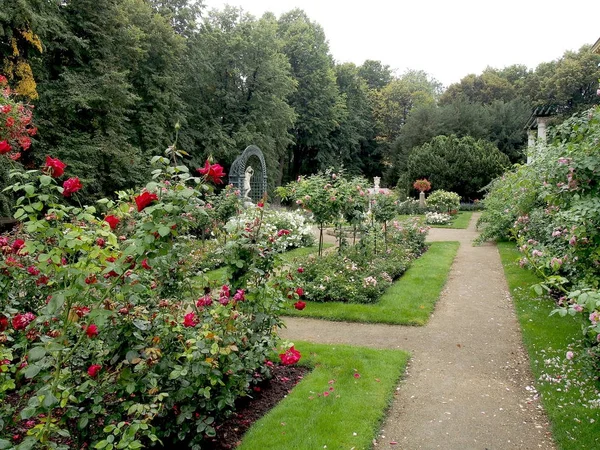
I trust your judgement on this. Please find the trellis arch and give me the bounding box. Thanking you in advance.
[228,145,267,203]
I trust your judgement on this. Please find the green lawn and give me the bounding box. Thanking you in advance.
[498,242,600,450]
[238,341,409,450]
[284,241,459,325]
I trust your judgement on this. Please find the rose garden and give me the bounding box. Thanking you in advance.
[1,13,600,449]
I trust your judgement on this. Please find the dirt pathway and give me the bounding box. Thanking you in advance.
[280,214,555,449]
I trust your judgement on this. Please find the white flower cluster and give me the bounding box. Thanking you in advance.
[226,207,315,252]
[425,211,452,225]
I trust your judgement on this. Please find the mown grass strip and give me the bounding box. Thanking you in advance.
[238,341,409,450]
[498,242,600,450]
[284,241,459,325]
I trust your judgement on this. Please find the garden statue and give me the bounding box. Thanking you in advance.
[244,165,254,199]
[374,177,381,191]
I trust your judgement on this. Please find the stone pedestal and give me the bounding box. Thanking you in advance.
[419,191,425,208]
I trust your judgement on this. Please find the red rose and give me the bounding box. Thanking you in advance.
[0,75,7,85]
[18,136,31,150]
[87,364,101,378]
[141,259,152,270]
[12,312,36,331]
[293,301,306,310]
[12,239,25,253]
[27,266,40,276]
[85,274,97,285]
[5,117,14,128]
[62,177,83,197]
[279,346,301,366]
[104,215,120,230]
[85,324,98,338]
[44,156,67,178]
[0,315,8,331]
[257,201,264,208]
[295,287,304,297]
[183,312,198,328]
[233,289,245,302]
[0,140,10,154]
[297,267,304,273]
[134,191,158,212]
[197,160,226,184]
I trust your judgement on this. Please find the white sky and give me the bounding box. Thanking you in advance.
[203,0,598,88]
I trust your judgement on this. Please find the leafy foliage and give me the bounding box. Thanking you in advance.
[406,135,510,200]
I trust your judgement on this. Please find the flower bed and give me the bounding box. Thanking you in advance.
[0,156,298,448]
[291,219,428,304]
[425,211,452,225]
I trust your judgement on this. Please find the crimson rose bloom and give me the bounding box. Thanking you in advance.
[0,315,8,331]
[12,312,36,331]
[134,191,158,212]
[12,239,25,253]
[183,312,198,328]
[62,177,83,197]
[141,259,152,270]
[293,301,306,311]
[87,364,102,378]
[279,346,301,366]
[197,160,226,184]
[85,324,99,338]
[0,140,10,155]
[44,156,66,178]
[104,215,120,230]
[295,287,304,297]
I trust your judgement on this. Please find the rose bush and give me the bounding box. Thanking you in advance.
[477,106,600,371]
[0,155,292,449]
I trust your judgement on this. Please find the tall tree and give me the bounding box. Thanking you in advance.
[277,9,344,180]
[180,7,297,188]
[357,59,393,90]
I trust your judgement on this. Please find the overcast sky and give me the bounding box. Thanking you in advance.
[203,0,598,87]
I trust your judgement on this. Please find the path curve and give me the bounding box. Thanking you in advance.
[280,214,555,449]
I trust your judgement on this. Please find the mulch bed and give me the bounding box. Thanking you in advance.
[205,364,309,449]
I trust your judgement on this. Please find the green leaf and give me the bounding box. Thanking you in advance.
[0,439,12,449]
[14,208,25,219]
[28,347,46,361]
[39,175,52,186]
[23,184,35,195]
[42,392,58,408]
[45,293,66,315]
[79,416,89,429]
[23,364,41,379]
[95,440,108,449]
[158,226,171,237]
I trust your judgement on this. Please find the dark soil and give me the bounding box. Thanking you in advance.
[205,364,310,449]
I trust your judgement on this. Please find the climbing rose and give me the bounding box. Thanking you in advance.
[85,324,98,338]
[134,192,158,212]
[293,301,306,311]
[87,364,102,378]
[279,346,301,366]
[183,312,198,328]
[197,160,226,184]
[44,156,66,178]
[12,312,36,330]
[104,215,120,230]
[0,140,10,154]
[62,177,83,197]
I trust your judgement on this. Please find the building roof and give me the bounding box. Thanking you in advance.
[592,37,600,54]
[524,105,558,130]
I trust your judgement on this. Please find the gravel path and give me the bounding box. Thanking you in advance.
[280,214,555,449]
